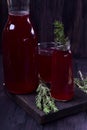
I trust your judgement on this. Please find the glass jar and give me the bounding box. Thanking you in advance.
[51,42,74,101]
[2,0,38,94]
[38,42,54,83]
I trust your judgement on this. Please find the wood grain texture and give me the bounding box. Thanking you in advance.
[0,56,87,129]
[0,0,87,57]
[30,0,87,58]
[7,87,87,124]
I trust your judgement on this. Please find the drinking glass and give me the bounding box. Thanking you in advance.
[51,42,74,101]
[38,42,54,83]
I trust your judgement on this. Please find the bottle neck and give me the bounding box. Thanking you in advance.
[7,0,30,15]
[9,11,29,16]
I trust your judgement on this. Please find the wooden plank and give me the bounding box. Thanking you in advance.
[7,87,87,124]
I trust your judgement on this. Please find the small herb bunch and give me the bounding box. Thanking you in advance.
[54,20,69,46]
[35,82,58,114]
[74,70,87,93]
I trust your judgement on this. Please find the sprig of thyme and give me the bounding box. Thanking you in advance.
[35,82,58,114]
[74,78,87,93]
[54,20,69,45]
[74,71,87,93]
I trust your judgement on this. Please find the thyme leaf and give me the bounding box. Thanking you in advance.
[74,71,87,93]
[54,20,69,48]
[35,82,59,114]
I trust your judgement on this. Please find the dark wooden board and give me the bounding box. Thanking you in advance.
[7,87,87,124]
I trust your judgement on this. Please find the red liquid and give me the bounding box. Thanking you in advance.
[38,52,52,83]
[51,50,74,101]
[2,11,38,94]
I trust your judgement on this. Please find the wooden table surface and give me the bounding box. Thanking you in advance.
[0,55,87,130]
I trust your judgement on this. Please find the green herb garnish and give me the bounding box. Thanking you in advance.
[35,82,58,114]
[54,20,69,46]
[74,71,87,93]
[74,78,87,93]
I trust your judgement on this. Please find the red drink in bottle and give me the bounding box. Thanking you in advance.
[2,11,38,94]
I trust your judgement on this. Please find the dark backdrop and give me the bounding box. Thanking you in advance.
[0,0,8,53]
[0,0,87,58]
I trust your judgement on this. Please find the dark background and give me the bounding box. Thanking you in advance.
[0,0,87,58]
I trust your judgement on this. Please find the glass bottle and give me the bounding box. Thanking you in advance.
[2,0,38,94]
